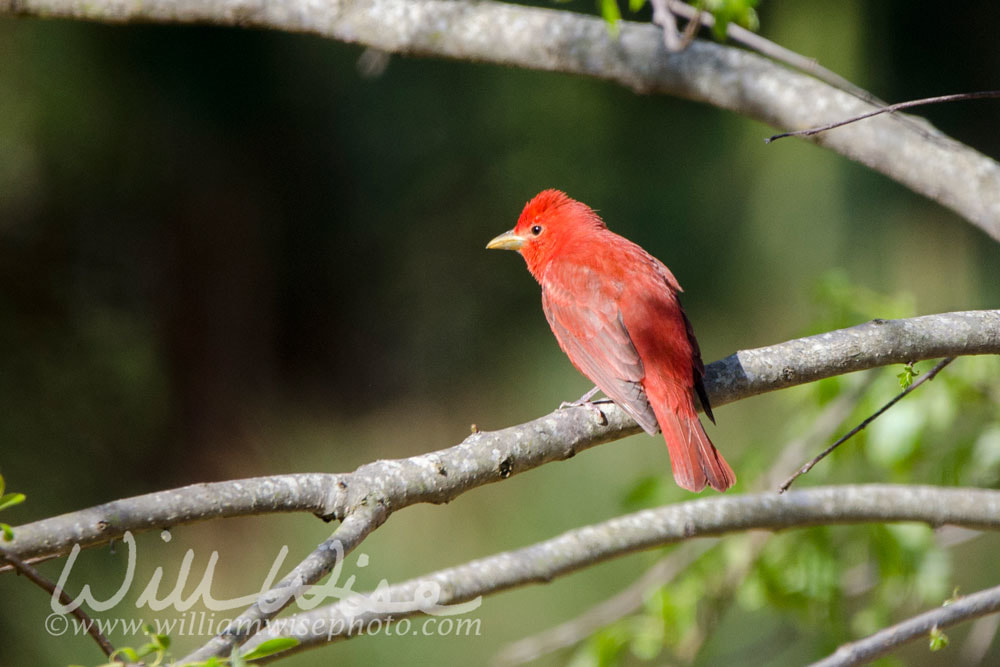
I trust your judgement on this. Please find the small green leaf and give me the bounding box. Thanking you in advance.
[897,363,919,389]
[627,0,646,12]
[0,492,25,513]
[599,0,622,37]
[0,472,5,497]
[1,523,13,541]
[928,626,949,651]
[136,643,156,657]
[191,658,224,667]
[111,647,141,662]
[242,637,301,661]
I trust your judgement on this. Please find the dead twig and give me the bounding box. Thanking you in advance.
[767,91,1000,143]
[0,545,120,660]
[779,357,955,493]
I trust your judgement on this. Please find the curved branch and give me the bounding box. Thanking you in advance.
[239,484,1000,661]
[3,0,999,238]
[2,473,339,566]
[811,582,1000,667]
[182,507,385,663]
[4,310,999,569]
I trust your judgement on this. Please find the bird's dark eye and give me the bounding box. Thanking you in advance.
[531,225,543,236]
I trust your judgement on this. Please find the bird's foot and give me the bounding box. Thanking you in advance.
[559,387,609,426]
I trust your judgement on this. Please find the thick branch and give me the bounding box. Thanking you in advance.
[3,0,999,238]
[1,473,339,566]
[4,310,999,569]
[705,310,1000,406]
[240,484,1000,660]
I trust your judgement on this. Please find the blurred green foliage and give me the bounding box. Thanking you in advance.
[1,0,999,665]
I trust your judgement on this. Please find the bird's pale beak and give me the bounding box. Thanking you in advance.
[486,230,525,251]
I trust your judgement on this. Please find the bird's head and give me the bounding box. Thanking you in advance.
[486,189,605,276]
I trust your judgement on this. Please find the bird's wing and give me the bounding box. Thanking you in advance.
[541,267,660,435]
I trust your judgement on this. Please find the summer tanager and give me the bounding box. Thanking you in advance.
[487,190,735,492]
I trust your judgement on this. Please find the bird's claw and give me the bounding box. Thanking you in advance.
[559,398,609,426]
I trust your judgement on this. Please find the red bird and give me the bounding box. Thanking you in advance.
[487,190,734,492]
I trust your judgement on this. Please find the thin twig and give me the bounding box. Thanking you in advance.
[675,3,701,51]
[179,507,384,663]
[649,0,682,51]
[0,545,120,660]
[779,357,956,493]
[767,91,1000,143]
[810,582,1000,667]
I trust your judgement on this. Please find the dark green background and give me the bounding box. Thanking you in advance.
[1,0,998,664]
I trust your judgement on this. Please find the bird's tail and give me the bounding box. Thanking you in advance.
[658,410,735,492]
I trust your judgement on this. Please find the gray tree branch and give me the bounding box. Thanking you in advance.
[810,582,1000,667]
[239,484,1000,662]
[181,507,385,663]
[4,310,999,571]
[3,0,1000,239]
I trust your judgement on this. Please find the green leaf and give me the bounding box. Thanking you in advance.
[897,363,919,389]
[0,472,5,497]
[0,492,26,513]
[189,658,224,667]
[599,0,622,37]
[136,642,159,658]
[627,0,646,12]
[111,647,141,662]
[0,523,13,541]
[628,614,664,660]
[928,626,949,651]
[241,637,300,661]
[703,0,760,40]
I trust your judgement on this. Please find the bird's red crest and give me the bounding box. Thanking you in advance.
[515,189,573,230]
[514,189,605,236]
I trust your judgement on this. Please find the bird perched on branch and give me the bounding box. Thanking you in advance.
[487,190,734,492]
